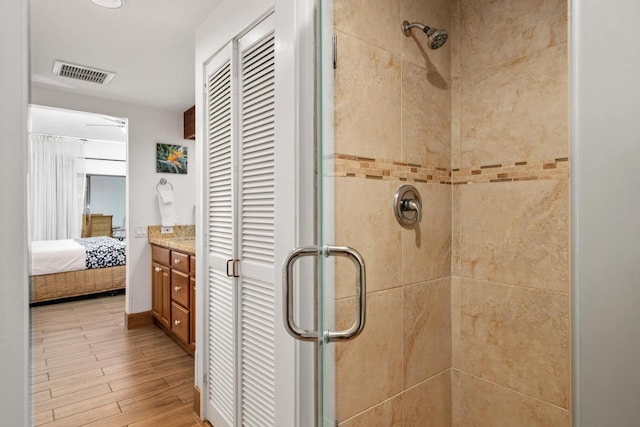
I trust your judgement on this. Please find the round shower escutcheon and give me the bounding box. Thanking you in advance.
[393,184,423,227]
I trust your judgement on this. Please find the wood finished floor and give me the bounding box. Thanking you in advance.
[31,295,207,427]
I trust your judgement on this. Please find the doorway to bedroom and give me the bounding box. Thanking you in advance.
[26,0,220,423]
[28,105,128,304]
[27,104,204,425]
[27,105,130,424]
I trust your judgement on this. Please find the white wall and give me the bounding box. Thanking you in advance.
[32,85,196,314]
[572,0,640,425]
[0,0,29,424]
[89,175,126,230]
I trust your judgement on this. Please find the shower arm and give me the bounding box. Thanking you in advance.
[402,21,429,36]
[401,20,448,50]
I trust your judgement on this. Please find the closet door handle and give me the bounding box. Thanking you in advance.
[232,259,240,278]
[226,259,233,277]
[226,259,240,277]
[282,246,320,342]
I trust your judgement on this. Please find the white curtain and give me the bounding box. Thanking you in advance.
[29,134,86,240]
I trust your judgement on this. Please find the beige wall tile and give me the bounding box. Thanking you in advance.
[450,0,462,78]
[451,369,461,427]
[335,178,402,298]
[403,370,452,427]
[401,0,452,77]
[335,0,402,56]
[460,372,570,426]
[450,77,461,170]
[332,0,570,423]
[402,182,451,285]
[450,276,461,369]
[460,43,568,168]
[460,0,567,72]
[339,395,403,427]
[401,59,451,168]
[336,289,403,421]
[459,279,570,408]
[451,185,461,276]
[403,278,451,387]
[459,179,569,292]
[335,32,402,161]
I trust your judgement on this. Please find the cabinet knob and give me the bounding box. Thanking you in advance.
[174,259,181,264]
[154,267,161,272]
[174,286,182,291]
[174,320,181,326]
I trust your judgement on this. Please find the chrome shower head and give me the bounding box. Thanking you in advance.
[424,26,448,49]
[402,20,449,49]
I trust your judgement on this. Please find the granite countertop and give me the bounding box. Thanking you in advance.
[147,225,196,255]
[148,237,195,255]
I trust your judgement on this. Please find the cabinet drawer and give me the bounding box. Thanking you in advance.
[171,302,189,344]
[189,256,196,277]
[152,245,170,266]
[171,251,189,274]
[171,270,189,309]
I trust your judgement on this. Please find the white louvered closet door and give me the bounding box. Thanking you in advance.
[205,14,289,427]
[205,42,236,427]
[237,19,277,427]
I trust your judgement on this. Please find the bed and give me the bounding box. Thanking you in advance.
[30,236,126,303]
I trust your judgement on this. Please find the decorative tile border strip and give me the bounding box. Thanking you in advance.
[452,157,569,184]
[332,154,569,184]
[333,154,452,184]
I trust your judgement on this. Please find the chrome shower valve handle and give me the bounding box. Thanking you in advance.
[401,199,422,221]
[393,184,423,227]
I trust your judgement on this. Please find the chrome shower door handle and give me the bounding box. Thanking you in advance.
[283,246,322,342]
[324,245,366,343]
[282,245,367,343]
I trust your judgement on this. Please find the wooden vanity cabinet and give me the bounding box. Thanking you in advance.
[171,302,190,344]
[151,243,196,354]
[151,246,171,329]
[151,262,171,328]
[172,251,189,273]
[171,270,190,308]
[189,256,196,350]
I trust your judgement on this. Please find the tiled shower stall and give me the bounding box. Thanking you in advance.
[332,0,570,425]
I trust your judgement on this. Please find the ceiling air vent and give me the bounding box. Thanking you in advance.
[52,61,115,85]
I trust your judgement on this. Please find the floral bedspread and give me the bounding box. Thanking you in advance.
[76,236,126,269]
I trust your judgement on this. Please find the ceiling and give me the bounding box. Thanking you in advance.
[30,0,222,112]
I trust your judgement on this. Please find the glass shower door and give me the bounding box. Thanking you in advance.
[282,1,368,426]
